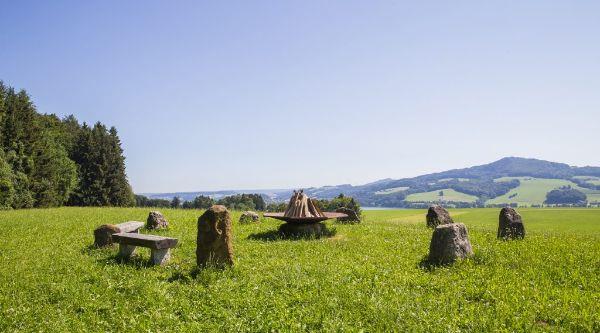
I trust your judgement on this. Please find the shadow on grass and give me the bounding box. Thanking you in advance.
[418,252,482,271]
[248,226,337,241]
[168,266,237,286]
[95,253,155,269]
[418,255,442,271]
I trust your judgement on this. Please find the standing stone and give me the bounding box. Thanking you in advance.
[196,205,233,267]
[428,223,473,265]
[335,207,361,223]
[239,211,260,224]
[498,207,525,240]
[426,205,454,228]
[146,211,168,230]
[93,224,121,247]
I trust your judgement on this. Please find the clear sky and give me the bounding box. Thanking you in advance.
[1,1,599,193]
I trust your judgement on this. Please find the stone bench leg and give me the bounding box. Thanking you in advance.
[151,248,171,265]
[118,244,136,258]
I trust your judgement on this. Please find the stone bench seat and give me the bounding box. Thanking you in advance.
[93,221,145,247]
[112,232,178,265]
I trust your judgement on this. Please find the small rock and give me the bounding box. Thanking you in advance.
[428,223,473,264]
[93,224,121,247]
[196,205,234,267]
[335,207,360,223]
[146,211,168,230]
[498,207,525,240]
[239,211,260,224]
[426,205,454,228]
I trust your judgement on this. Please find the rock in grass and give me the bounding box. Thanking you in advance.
[498,207,525,240]
[146,211,168,230]
[239,211,260,224]
[93,224,121,247]
[426,205,454,228]
[335,207,360,223]
[428,223,473,264]
[197,205,234,267]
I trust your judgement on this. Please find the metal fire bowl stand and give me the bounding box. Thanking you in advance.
[263,212,348,224]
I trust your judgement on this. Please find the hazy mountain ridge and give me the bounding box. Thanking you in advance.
[144,157,600,207]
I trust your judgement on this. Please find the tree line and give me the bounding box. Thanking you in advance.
[136,193,266,211]
[135,193,363,217]
[0,82,134,209]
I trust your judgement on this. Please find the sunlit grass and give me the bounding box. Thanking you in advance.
[0,207,598,331]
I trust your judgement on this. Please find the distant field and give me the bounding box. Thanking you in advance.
[374,186,409,195]
[489,177,600,206]
[573,176,600,186]
[405,188,478,203]
[1,207,598,331]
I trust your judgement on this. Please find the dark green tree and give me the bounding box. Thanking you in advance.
[0,152,14,209]
[170,196,181,208]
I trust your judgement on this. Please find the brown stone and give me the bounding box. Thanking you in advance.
[196,205,233,267]
[426,205,454,228]
[428,223,473,264]
[335,207,360,223]
[498,207,525,240]
[146,211,168,230]
[93,221,144,247]
[239,211,260,224]
[93,224,121,247]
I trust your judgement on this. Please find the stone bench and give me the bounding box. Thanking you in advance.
[94,221,145,247]
[112,232,178,265]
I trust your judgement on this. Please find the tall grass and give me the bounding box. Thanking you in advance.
[0,207,598,331]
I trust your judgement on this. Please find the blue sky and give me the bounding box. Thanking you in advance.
[1,1,599,193]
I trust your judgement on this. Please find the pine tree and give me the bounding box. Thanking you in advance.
[105,127,134,206]
[30,133,77,207]
[0,82,135,209]
[0,151,14,209]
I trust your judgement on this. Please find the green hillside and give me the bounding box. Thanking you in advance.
[374,187,409,195]
[487,177,600,206]
[405,188,478,203]
[574,176,600,186]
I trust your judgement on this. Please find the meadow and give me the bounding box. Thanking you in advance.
[0,207,599,332]
[487,177,600,206]
[405,189,478,203]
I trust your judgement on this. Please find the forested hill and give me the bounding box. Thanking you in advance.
[146,157,600,208]
[0,81,134,209]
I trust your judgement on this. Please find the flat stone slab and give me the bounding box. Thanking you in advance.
[112,232,178,250]
[93,221,145,247]
[115,221,144,233]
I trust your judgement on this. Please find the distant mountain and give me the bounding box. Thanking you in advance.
[143,157,600,207]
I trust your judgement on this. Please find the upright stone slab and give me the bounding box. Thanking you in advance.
[335,207,360,223]
[146,211,168,230]
[426,205,454,228]
[428,223,473,265]
[239,211,260,224]
[93,224,121,247]
[498,207,525,240]
[196,205,233,267]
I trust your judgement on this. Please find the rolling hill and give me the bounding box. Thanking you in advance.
[144,157,600,207]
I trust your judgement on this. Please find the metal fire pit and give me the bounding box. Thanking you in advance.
[263,212,347,224]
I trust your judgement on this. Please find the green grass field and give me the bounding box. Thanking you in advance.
[1,208,599,331]
[405,188,478,203]
[488,177,600,206]
[374,186,409,195]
